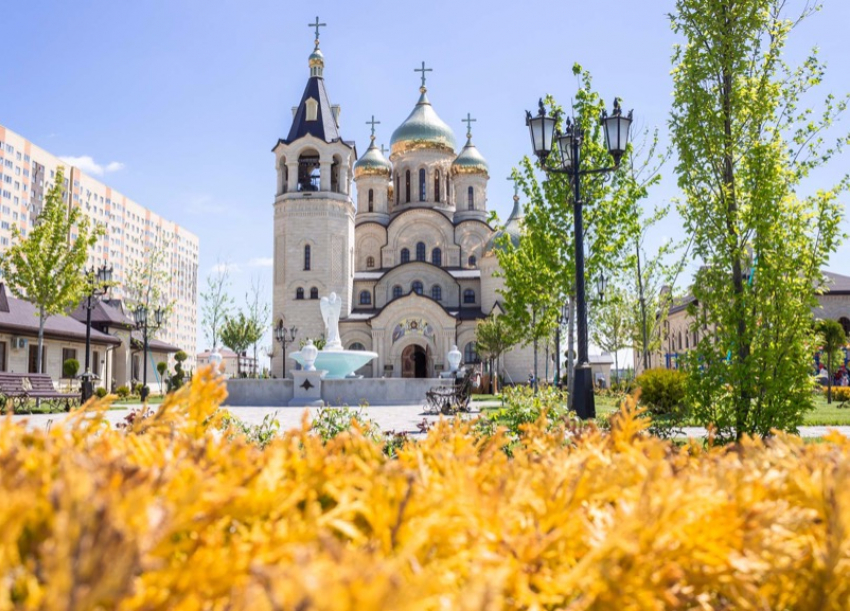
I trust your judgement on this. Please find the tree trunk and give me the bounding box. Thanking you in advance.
[827,354,833,404]
[37,307,46,374]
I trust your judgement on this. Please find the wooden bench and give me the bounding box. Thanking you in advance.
[0,372,81,414]
[424,368,476,415]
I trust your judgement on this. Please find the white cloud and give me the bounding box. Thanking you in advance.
[59,155,125,176]
[248,257,273,267]
[211,262,241,275]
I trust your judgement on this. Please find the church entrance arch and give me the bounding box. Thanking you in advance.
[402,344,430,378]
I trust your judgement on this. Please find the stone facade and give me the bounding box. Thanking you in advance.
[271,38,533,382]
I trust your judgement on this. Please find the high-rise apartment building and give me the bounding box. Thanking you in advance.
[0,123,199,356]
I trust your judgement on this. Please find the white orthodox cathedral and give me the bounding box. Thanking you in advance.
[272,28,533,380]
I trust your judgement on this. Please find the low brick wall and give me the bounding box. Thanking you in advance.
[224,377,446,407]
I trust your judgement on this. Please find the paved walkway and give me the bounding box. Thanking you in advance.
[7,402,850,439]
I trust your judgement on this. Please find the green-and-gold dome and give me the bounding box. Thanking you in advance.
[452,137,489,176]
[354,138,392,179]
[390,89,457,156]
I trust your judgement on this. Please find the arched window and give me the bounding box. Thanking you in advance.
[419,168,426,201]
[297,151,321,192]
[368,188,374,212]
[303,244,311,270]
[431,285,442,301]
[468,255,477,268]
[392,285,403,300]
[416,241,426,261]
[685,332,690,349]
[296,287,304,300]
[310,287,319,300]
[359,291,371,305]
[349,342,366,351]
[434,171,440,203]
[366,256,375,268]
[401,248,410,264]
[464,342,480,364]
[678,331,683,351]
[412,281,424,295]
[395,174,399,204]
[467,186,474,210]
[463,288,475,304]
[405,170,411,203]
[431,247,442,266]
[840,317,850,337]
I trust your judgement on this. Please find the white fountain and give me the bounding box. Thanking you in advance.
[288,292,378,379]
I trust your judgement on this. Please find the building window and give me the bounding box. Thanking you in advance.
[431,285,442,301]
[368,188,374,212]
[310,287,319,300]
[296,287,304,300]
[395,174,399,204]
[431,247,442,267]
[401,248,410,264]
[467,186,474,210]
[463,288,475,304]
[419,168,426,201]
[468,255,477,268]
[0,341,6,372]
[416,241,426,261]
[464,342,480,364]
[366,256,375,268]
[349,342,366,351]
[359,290,372,305]
[434,171,440,203]
[412,281,424,295]
[392,285,403,300]
[304,244,311,270]
[405,170,411,203]
[840,317,850,337]
[305,98,319,121]
[28,344,46,374]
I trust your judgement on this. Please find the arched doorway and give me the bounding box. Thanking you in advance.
[402,344,429,378]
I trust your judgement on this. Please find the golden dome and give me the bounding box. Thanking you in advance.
[390,89,457,156]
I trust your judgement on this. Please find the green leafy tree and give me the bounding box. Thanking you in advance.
[123,239,175,340]
[0,167,102,373]
[201,262,235,351]
[220,311,263,377]
[671,0,848,441]
[475,314,519,394]
[156,361,168,395]
[499,65,663,403]
[590,282,633,386]
[817,319,848,404]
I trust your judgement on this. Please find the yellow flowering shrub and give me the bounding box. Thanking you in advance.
[3,367,850,610]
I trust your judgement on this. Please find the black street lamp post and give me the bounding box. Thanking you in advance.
[81,264,113,403]
[526,98,632,419]
[133,304,164,402]
[275,320,298,378]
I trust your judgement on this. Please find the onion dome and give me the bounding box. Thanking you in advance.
[354,137,392,179]
[308,47,324,74]
[484,187,524,257]
[451,118,488,176]
[390,87,457,156]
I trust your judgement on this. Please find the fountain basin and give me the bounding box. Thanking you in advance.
[289,349,378,379]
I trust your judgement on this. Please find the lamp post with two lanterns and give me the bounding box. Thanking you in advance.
[133,304,165,402]
[525,98,632,418]
[274,320,298,378]
[80,264,113,403]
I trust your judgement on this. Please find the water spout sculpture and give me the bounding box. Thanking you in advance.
[289,292,378,379]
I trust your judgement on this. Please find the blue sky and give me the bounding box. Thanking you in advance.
[2,0,849,355]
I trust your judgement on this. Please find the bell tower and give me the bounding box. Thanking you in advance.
[272,19,356,376]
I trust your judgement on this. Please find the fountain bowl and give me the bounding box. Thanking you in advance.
[289,349,378,379]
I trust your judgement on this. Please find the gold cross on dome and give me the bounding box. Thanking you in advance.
[308,16,326,43]
[462,112,477,137]
[414,61,432,88]
[366,115,381,138]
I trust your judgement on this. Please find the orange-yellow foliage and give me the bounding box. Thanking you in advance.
[3,368,850,610]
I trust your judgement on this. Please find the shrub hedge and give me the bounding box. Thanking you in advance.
[3,368,850,609]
